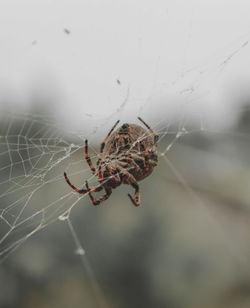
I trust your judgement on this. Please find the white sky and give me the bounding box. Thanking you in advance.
[0,0,250,133]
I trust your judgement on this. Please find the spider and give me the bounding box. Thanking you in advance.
[64,117,159,206]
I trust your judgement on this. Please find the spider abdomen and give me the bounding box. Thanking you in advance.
[102,124,154,155]
[101,123,158,182]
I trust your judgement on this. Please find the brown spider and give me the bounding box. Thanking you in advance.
[64,117,159,206]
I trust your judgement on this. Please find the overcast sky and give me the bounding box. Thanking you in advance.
[0,0,250,134]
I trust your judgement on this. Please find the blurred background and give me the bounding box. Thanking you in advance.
[1,0,250,307]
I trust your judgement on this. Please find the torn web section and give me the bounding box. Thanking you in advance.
[0,111,91,262]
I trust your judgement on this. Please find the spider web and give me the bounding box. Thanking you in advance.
[1,31,250,308]
[0,110,172,261]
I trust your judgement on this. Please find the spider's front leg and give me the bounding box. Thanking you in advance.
[121,171,140,206]
[130,152,157,171]
[143,151,158,171]
[85,181,112,206]
[64,172,88,194]
[128,180,140,207]
[138,117,159,144]
[85,139,96,174]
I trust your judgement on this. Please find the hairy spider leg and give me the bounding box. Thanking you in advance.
[85,181,112,205]
[64,172,88,194]
[117,157,141,173]
[84,139,96,174]
[95,160,111,184]
[128,178,140,207]
[137,117,159,144]
[100,120,120,153]
[129,153,157,171]
[122,172,140,206]
[144,151,149,171]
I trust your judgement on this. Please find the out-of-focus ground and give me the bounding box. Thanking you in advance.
[1,104,250,308]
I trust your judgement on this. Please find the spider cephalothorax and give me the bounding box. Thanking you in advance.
[64,117,158,206]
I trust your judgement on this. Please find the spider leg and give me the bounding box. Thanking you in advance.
[64,172,88,194]
[129,153,157,170]
[85,181,112,206]
[84,139,96,174]
[128,179,140,207]
[138,117,159,144]
[118,157,141,173]
[100,120,120,153]
[121,171,140,206]
[129,153,146,168]
[142,151,149,171]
